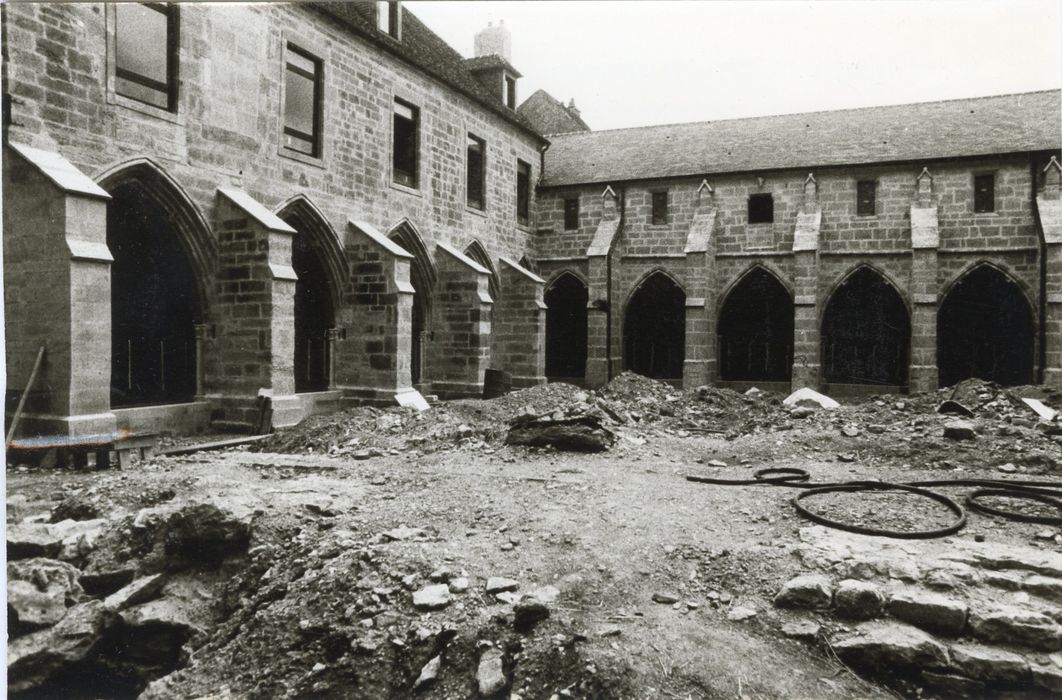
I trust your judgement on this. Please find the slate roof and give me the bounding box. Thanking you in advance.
[517,89,591,136]
[541,90,1062,187]
[311,3,544,142]
[461,55,522,78]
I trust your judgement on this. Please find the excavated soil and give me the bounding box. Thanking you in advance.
[7,374,1062,699]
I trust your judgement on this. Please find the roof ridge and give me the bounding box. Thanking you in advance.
[548,88,1061,139]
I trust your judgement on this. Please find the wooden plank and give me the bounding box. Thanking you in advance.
[159,435,269,456]
[7,346,45,444]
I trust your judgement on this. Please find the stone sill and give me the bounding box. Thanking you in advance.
[391,181,423,198]
[278,147,326,170]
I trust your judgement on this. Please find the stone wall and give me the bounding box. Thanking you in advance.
[535,152,1057,392]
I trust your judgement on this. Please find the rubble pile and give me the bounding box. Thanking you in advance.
[7,497,251,697]
[138,524,632,700]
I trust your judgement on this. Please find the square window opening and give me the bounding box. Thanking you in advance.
[857,180,877,216]
[651,191,668,225]
[377,2,400,38]
[393,99,419,188]
[563,198,580,230]
[516,160,531,224]
[115,3,178,111]
[974,174,995,213]
[748,193,774,224]
[467,134,486,210]
[283,44,322,157]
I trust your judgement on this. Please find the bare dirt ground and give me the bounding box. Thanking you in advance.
[8,375,1062,699]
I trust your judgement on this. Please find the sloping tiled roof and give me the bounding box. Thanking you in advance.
[461,55,522,78]
[541,90,1062,187]
[312,3,544,142]
[517,89,591,136]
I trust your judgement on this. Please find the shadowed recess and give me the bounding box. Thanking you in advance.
[624,272,685,380]
[108,183,201,407]
[938,265,1034,387]
[821,267,909,386]
[718,268,794,382]
[545,273,588,381]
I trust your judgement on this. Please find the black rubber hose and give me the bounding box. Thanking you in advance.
[793,481,967,539]
[966,487,1062,525]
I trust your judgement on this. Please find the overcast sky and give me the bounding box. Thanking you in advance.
[409,0,1062,131]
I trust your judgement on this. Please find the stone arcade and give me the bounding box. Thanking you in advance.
[3,2,1061,440]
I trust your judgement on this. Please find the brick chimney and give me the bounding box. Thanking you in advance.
[474,20,511,61]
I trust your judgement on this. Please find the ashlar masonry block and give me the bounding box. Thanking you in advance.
[429,242,493,398]
[344,219,415,403]
[493,257,546,388]
[209,187,300,427]
[3,143,116,438]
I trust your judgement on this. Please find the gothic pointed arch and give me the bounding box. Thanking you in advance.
[388,218,435,385]
[274,194,348,310]
[718,265,793,382]
[938,262,1035,387]
[97,158,209,407]
[623,270,686,380]
[96,158,215,305]
[463,239,500,302]
[544,271,588,381]
[275,195,346,392]
[821,265,910,387]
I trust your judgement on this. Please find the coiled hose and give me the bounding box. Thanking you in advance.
[685,467,1062,539]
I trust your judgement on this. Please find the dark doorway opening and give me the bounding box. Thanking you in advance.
[821,267,910,386]
[545,273,588,381]
[719,268,793,382]
[108,184,200,407]
[938,265,1034,387]
[283,214,334,393]
[624,272,685,380]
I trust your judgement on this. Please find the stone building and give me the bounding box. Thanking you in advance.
[3,3,1061,443]
[3,2,548,438]
[534,91,1062,396]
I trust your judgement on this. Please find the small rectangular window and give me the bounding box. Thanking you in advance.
[748,193,774,224]
[516,160,531,224]
[115,3,177,111]
[857,180,876,216]
[393,98,419,188]
[377,1,400,38]
[651,191,668,225]
[563,198,579,230]
[467,134,485,210]
[283,45,322,157]
[974,174,995,213]
[505,75,516,110]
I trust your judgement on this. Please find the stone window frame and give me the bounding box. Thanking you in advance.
[504,73,517,110]
[650,189,669,226]
[563,196,580,231]
[390,94,423,195]
[747,192,775,225]
[516,159,532,227]
[104,3,185,125]
[856,179,878,217]
[376,1,402,40]
[973,171,997,214]
[465,131,487,214]
[277,31,329,169]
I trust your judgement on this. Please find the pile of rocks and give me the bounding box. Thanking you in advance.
[7,499,251,695]
[772,526,1062,696]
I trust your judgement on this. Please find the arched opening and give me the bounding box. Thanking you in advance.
[277,202,338,393]
[389,221,435,386]
[464,240,500,303]
[624,272,685,380]
[718,268,793,382]
[938,265,1034,387]
[545,273,588,381]
[821,267,910,386]
[107,183,202,407]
